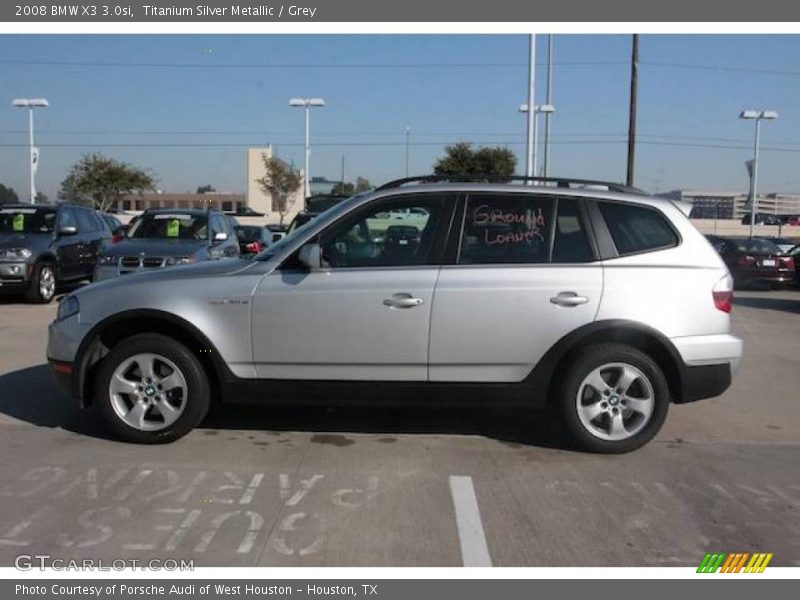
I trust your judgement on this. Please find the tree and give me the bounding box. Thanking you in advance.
[0,183,19,205]
[59,153,155,212]
[34,192,49,204]
[433,142,517,179]
[256,155,302,226]
[331,176,372,196]
[196,184,216,194]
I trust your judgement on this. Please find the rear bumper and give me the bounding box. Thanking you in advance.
[671,334,742,403]
[676,363,732,403]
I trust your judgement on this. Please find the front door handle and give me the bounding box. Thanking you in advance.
[550,291,589,307]
[383,293,424,309]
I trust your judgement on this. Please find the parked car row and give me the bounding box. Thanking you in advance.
[705,234,797,288]
[0,204,252,302]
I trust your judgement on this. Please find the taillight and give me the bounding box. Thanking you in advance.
[737,255,756,267]
[712,274,734,313]
[780,256,795,270]
[245,242,261,253]
[112,234,123,244]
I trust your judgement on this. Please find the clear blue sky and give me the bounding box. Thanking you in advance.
[2,34,800,199]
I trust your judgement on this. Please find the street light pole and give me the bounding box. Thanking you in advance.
[519,103,555,182]
[289,97,325,199]
[543,34,554,178]
[12,97,49,204]
[740,109,777,238]
[525,34,536,179]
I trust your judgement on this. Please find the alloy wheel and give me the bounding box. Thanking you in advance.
[108,353,188,432]
[575,362,655,441]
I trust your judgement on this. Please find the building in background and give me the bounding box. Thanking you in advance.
[657,189,745,219]
[659,189,800,219]
[116,192,245,213]
[246,146,305,224]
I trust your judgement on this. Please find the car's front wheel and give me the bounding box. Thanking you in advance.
[95,333,210,443]
[557,343,670,454]
[24,261,56,303]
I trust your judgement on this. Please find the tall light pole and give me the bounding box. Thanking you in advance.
[626,34,639,188]
[740,110,778,238]
[12,97,49,204]
[519,103,555,182]
[289,97,325,198]
[524,34,536,178]
[543,34,554,178]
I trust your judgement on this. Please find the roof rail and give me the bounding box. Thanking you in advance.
[375,175,647,195]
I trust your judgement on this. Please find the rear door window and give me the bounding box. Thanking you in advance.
[598,201,678,255]
[552,197,593,263]
[459,194,554,264]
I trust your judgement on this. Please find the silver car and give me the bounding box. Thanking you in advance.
[48,176,743,452]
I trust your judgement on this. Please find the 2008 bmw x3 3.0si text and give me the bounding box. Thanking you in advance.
[47,176,743,453]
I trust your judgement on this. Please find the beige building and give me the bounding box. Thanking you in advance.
[115,146,306,225]
[246,146,305,225]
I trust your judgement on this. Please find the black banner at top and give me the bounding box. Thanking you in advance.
[3,0,800,22]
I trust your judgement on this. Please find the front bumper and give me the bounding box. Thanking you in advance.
[0,261,33,292]
[48,358,74,396]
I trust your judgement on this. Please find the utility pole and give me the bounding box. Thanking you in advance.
[405,126,411,177]
[525,34,536,179]
[543,34,554,178]
[626,34,639,188]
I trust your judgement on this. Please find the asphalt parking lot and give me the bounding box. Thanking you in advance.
[0,290,798,567]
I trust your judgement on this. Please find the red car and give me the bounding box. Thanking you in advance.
[716,237,795,289]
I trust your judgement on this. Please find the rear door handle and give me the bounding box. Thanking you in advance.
[550,291,589,307]
[383,293,424,309]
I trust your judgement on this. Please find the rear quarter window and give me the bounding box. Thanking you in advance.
[598,201,678,256]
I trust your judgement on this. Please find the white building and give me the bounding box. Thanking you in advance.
[246,146,305,225]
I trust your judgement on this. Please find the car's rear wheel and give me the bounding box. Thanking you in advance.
[24,261,56,303]
[95,333,210,443]
[557,343,669,454]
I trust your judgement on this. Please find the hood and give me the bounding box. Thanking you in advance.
[101,238,208,258]
[79,257,259,295]
[0,231,51,253]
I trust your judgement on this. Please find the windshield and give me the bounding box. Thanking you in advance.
[0,207,56,234]
[236,226,263,243]
[257,194,364,261]
[128,213,208,240]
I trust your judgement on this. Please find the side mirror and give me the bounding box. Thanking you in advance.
[213,232,228,243]
[298,243,322,270]
[59,225,78,237]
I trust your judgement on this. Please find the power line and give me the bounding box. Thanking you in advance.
[2,139,799,152]
[0,58,626,69]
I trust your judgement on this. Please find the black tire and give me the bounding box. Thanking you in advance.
[95,333,210,444]
[24,261,57,304]
[556,343,670,454]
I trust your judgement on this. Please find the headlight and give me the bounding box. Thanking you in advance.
[56,295,79,321]
[97,255,119,266]
[0,247,33,260]
[165,256,194,266]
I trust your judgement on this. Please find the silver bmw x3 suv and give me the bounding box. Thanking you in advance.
[48,176,742,453]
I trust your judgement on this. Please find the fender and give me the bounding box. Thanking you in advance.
[524,319,686,403]
[72,308,234,406]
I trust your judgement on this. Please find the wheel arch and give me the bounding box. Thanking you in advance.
[527,319,685,405]
[74,309,229,408]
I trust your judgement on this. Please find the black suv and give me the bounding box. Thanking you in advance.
[0,203,111,303]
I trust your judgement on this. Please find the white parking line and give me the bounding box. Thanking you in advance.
[449,475,492,567]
